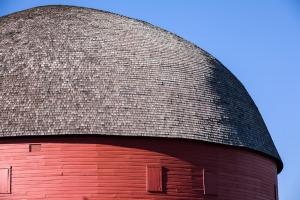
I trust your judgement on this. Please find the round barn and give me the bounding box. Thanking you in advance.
[0,5,282,200]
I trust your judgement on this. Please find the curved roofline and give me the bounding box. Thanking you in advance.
[0,4,217,59]
[0,5,283,173]
[0,131,283,173]
[0,133,283,173]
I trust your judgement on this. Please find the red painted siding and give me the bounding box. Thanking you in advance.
[0,136,278,200]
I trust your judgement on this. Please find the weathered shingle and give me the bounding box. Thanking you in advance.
[0,5,282,171]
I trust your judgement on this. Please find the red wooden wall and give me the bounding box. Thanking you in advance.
[0,136,278,200]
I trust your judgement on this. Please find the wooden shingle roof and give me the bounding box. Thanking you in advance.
[0,5,282,172]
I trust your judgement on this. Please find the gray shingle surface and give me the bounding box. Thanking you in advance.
[0,5,282,171]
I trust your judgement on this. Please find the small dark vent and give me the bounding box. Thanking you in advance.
[29,144,41,152]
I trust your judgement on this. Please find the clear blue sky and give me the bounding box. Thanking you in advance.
[0,0,299,199]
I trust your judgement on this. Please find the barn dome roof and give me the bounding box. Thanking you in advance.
[0,5,282,171]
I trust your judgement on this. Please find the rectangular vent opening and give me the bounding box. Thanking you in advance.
[203,169,217,196]
[0,167,11,194]
[147,165,163,192]
[29,144,41,152]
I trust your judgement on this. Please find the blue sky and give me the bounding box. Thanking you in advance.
[0,0,299,199]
